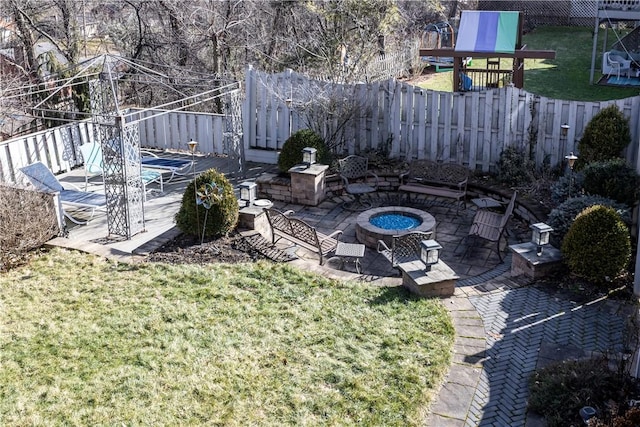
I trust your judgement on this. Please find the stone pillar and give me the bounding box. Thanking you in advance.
[509,242,562,279]
[397,260,459,298]
[288,164,329,206]
[237,200,273,239]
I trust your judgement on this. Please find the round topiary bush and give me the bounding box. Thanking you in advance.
[582,158,640,206]
[175,168,239,238]
[561,205,631,283]
[577,104,630,168]
[277,129,330,174]
[547,195,631,244]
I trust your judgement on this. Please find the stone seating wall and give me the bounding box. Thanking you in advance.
[256,171,549,225]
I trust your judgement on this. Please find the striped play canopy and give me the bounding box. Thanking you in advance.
[455,11,519,54]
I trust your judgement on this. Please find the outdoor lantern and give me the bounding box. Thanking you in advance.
[239,181,257,207]
[302,147,317,168]
[285,98,293,108]
[420,239,442,272]
[530,222,553,256]
[561,123,570,137]
[187,139,198,154]
[565,151,578,170]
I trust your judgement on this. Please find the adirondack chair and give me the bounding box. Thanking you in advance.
[467,191,517,262]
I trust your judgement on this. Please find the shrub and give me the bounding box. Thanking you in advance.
[592,407,640,426]
[550,171,584,206]
[547,195,631,244]
[496,145,535,186]
[582,158,640,207]
[0,185,60,271]
[561,205,630,283]
[577,104,630,168]
[175,168,238,238]
[529,358,634,427]
[277,129,330,174]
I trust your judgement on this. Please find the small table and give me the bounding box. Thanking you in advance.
[471,197,502,210]
[334,242,366,274]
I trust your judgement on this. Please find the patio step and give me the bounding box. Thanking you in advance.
[240,231,298,263]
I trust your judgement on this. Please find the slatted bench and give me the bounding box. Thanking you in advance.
[398,160,469,213]
[264,208,343,265]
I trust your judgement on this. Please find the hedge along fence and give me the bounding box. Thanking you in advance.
[243,68,640,174]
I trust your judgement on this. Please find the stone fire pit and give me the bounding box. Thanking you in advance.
[355,206,436,249]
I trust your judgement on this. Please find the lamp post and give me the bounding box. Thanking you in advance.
[239,181,257,207]
[565,151,578,198]
[302,147,317,169]
[285,96,293,139]
[530,222,553,256]
[420,239,442,272]
[188,139,200,240]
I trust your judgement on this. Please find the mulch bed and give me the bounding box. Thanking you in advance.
[146,231,297,265]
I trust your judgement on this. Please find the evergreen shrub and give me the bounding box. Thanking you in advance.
[582,158,640,206]
[561,205,630,283]
[277,129,330,174]
[547,195,630,243]
[529,358,634,427]
[175,168,238,238]
[550,172,584,205]
[496,146,535,186]
[577,104,630,167]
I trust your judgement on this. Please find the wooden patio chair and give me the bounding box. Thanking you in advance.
[466,191,517,262]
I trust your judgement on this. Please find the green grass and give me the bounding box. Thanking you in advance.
[418,26,640,101]
[0,248,454,426]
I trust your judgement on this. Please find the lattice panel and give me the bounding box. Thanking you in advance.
[90,78,145,239]
[122,124,145,237]
[89,78,118,125]
[477,1,596,29]
[223,89,245,177]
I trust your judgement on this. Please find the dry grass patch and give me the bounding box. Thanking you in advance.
[0,249,454,426]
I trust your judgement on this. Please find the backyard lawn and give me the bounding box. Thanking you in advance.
[0,248,454,426]
[417,26,640,101]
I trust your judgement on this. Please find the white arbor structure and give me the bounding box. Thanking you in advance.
[3,54,242,238]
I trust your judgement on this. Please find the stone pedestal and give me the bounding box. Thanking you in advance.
[237,200,273,238]
[509,242,562,279]
[397,260,459,298]
[288,164,329,206]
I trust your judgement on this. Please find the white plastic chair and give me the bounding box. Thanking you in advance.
[79,142,163,200]
[604,52,631,79]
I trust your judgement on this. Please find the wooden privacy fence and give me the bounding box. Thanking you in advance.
[243,68,640,172]
[2,69,640,185]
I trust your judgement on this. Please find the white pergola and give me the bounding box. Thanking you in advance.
[3,54,243,238]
